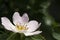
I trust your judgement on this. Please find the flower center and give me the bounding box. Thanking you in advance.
[16,24,28,31]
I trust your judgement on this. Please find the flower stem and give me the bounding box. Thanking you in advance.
[20,33,25,40]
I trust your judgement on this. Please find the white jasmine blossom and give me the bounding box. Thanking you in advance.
[1,12,42,36]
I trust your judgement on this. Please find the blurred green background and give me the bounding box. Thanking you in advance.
[0,0,60,40]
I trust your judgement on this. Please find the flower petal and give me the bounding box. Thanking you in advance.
[22,13,29,23]
[26,20,40,32]
[24,31,42,36]
[1,17,17,32]
[13,12,23,25]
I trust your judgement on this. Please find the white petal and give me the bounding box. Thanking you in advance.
[24,31,42,36]
[13,12,23,25]
[22,13,29,23]
[26,20,40,32]
[1,17,17,32]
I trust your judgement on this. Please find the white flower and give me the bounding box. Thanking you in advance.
[1,12,42,36]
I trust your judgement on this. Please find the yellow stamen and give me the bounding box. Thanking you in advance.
[16,24,28,30]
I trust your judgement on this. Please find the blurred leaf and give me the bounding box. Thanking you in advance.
[40,1,50,9]
[31,35,46,40]
[7,33,26,40]
[25,35,46,40]
[43,17,52,26]
[7,33,20,40]
[25,37,32,40]
[40,1,51,16]
[0,33,9,40]
[54,27,60,33]
[0,25,8,40]
[53,32,60,40]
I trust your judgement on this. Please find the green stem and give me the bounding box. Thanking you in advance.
[20,33,25,40]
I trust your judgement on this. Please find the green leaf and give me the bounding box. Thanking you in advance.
[25,37,32,40]
[31,35,46,40]
[25,35,46,40]
[7,33,20,40]
[0,33,9,40]
[7,33,25,40]
[0,25,9,40]
[54,27,60,33]
[53,32,60,40]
